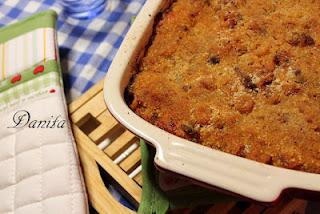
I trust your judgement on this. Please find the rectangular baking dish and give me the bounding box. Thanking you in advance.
[104,0,320,202]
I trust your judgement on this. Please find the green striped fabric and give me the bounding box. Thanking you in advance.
[0,60,61,93]
[0,10,57,44]
[0,72,60,106]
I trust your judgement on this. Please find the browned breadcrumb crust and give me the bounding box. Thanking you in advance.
[129,0,320,173]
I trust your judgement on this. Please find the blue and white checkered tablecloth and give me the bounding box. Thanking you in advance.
[0,0,145,101]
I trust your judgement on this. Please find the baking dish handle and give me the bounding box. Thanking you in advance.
[153,139,320,202]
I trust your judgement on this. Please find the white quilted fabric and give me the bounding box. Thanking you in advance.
[0,87,88,214]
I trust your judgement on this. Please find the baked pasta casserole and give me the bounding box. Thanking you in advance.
[128,0,320,173]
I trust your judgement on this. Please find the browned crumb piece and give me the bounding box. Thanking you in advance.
[129,0,320,173]
[288,33,316,47]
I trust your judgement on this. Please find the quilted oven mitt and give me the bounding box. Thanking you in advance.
[0,11,88,214]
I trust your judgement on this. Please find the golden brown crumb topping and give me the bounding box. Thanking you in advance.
[129,0,320,173]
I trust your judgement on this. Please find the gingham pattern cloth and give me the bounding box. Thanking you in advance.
[0,72,60,106]
[0,0,145,101]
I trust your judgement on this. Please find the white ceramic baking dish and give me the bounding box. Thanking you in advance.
[104,0,320,202]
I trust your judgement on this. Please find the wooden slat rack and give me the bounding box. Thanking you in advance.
[69,79,313,214]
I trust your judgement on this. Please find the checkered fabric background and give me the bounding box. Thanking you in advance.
[0,0,146,101]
